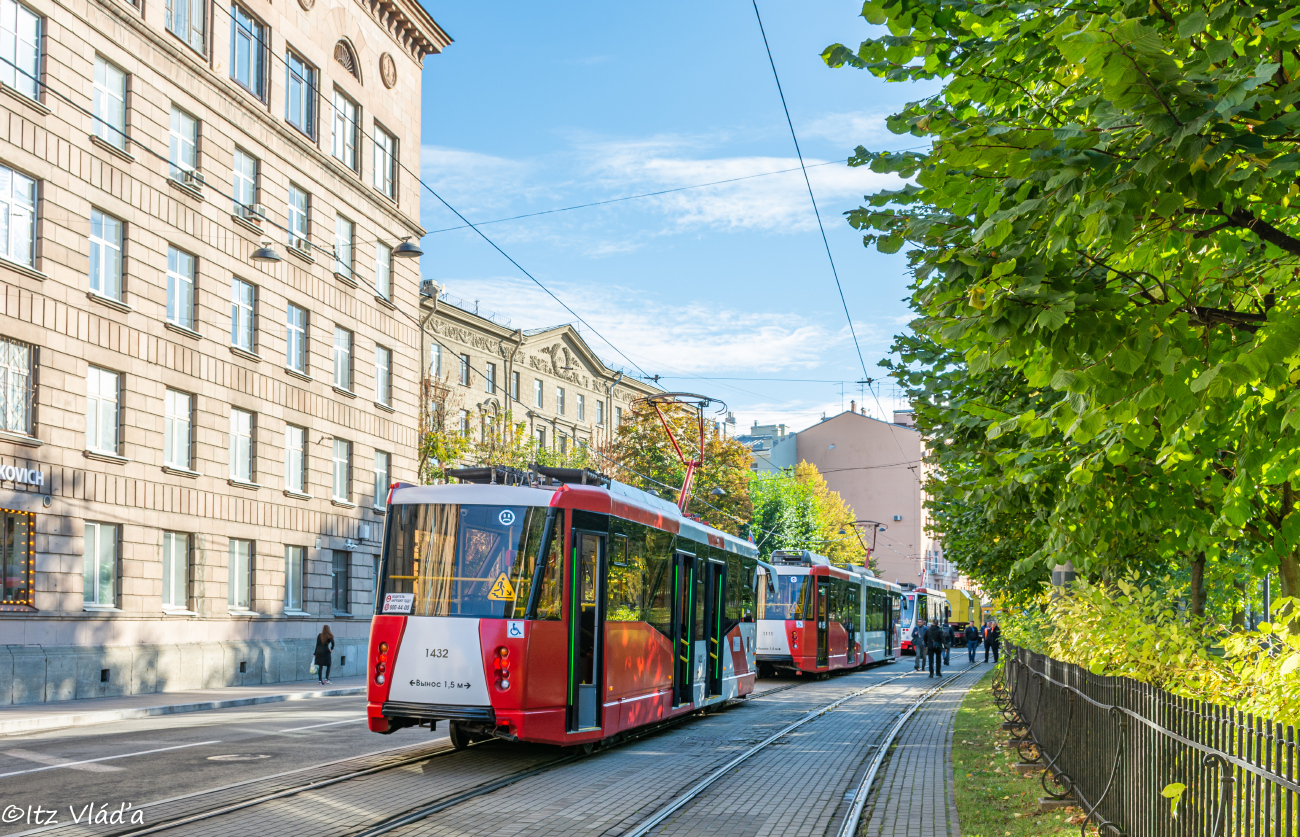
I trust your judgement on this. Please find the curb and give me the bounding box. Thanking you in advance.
[0,685,366,737]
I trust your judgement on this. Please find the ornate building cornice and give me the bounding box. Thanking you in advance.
[357,0,453,64]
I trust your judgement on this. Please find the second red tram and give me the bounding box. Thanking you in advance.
[366,472,760,747]
[754,550,902,676]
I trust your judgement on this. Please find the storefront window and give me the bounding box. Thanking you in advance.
[0,508,34,611]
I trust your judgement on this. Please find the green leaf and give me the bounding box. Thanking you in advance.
[1176,11,1207,38]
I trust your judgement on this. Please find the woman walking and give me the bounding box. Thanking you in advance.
[314,625,335,685]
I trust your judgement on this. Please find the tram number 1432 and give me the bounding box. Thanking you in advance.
[424,648,450,658]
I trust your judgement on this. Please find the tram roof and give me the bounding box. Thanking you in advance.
[388,480,757,558]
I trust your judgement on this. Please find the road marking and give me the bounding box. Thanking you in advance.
[3,748,123,773]
[0,740,220,778]
[279,718,366,733]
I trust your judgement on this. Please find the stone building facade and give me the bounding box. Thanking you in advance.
[419,289,660,463]
[0,0,448,703]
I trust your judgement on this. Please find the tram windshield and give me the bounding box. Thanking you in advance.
[378,504,562,619]
[759,574,809,620]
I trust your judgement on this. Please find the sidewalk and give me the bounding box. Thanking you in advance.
[0,676,366,736]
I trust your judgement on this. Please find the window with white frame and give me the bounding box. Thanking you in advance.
[228,538,252,609]
[333,214,353,278]
[372,450,389,508]
[373,124,396,198]
[284,545,304,610]
[0,337,34,435]
[374,345,391,406]
[0,0,41,101]
[169,107,198,181]
[166,246,195,330]
[458,353,469,386]
[559,434,567,455]
[374,242,391,299]
[92,56,126,150]
[615,406,622,426]
[232,149,259,218]
[429,343,442,378]
[285,50,316,138]
[162,531,189,609]
[331,88,358,171]
[89,209,123,301]
[576,393,585,421]
[229,407,254,482]
[556,386,565,416]
[287,184,309,250]
[229,4,265,100]
[83,521,118,606]
[458,409,470,438]
[331,438,350,501]
[230,277,256,351]
[333,326,352,390]
[165,0,205,53]
[85,366,119,454]
[596,399,604,426]
[536,427,545,448]
[286,303,307,373]
[163,388,192,469]
[0,163,36,267]
[533,379,543,408]
[331,549,349,612]
[485,362,496,394]
[284,424,306,494]
[511,371,520,403]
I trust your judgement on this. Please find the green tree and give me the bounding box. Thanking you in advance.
[750,462,872,567]
[825,0,1300,602]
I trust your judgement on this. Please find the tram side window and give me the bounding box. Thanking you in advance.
[722,549,754,628]
[528,510,564,620]
[606,532,643,622]
[643,526,675,638]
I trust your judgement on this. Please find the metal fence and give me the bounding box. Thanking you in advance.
[999,645,1300,836]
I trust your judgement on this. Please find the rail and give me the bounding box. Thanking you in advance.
[1001,645,1298,836]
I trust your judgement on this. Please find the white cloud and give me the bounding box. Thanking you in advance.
[801,111,894,149]
[419,146,558,213]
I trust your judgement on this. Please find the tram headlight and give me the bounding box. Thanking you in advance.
[375,674,385,685]
[376,662,386,673]
[496,678,510,691]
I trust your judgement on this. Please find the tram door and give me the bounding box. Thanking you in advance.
[815,578,830,668]
[702,559,726,697]
[672,552,695,706]
[568,532,605,732]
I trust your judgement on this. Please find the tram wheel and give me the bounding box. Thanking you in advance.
[448,721,471,750]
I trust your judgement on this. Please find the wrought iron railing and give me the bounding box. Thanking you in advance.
[998,645,1299,836]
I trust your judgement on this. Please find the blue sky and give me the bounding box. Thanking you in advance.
[414,1,933,432]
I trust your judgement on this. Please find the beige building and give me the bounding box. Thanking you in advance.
[419,288,660,461]
[0,0,448,703]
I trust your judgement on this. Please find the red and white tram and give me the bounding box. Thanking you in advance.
[898,586,951,655]
[366,470,760,748]
[754,550,902,676]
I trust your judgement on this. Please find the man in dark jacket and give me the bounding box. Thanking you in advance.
[964,624,980,663]
[988,621,1002,663]
[911,622,926,671]
[942,622,954,666]
[924,619,944,677]
[982,621,994,662]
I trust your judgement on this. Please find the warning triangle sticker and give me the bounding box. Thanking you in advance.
[488,573,515,601]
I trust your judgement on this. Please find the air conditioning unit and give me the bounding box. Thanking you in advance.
[290,236,311,253]
[237,203,267,222]
[178,169,204,188]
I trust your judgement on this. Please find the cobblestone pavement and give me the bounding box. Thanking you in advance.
[859,663,991,837]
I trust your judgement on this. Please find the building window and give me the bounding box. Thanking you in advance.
[83,521,118,606]
[536,427,545,448]
[333,326,352,390]
[615,406,622,427]
[92,56,126,150]
[485,362,496,394]
[230,5,266,99]
[229,408,254,482]
[169,107,198,181]
[576,393,585,422]
[285,50,316,138]
[556,387,565,416]
[333,214,353,279]
[161,531,189,610]
[372,450,389,508]
[331,438,350,501]
[166,246,195,331]
[89,209,123,301]
[333,39,358,78]
[458,353,469,386]
[0,0,41,102]
[228,538,252,610]
[0,509,35,610]
[287,185,309,251]
[286,303,307,373]
[284,545,304,611]
[230,277,256,351]
[163,389,192,469]
[458,409,470,438]
[232,148,259,219]
[165,0,204,53]
[596,399,604,425]
[430,343,442,378]
[85,366,119,454]
[331,88,358,171]
[373,124,396,198]
[375,345,391,406]
[0,163,36,268]
[374,242,391,299]
[511,371,520,403]
[0,337,34,435]
[285,424,306,494]
[559,434,567,455]
[331,549,349,613]
[534,379,543,408]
